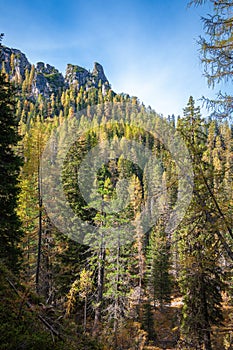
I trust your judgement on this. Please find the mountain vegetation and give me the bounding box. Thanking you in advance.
[0,1,233,347]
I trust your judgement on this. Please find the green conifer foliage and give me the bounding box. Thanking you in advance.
[147,221,173,310]
[178,97,225,350]
[0,61,23,271]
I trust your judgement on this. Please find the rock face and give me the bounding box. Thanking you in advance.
[65,64,90,87]
[32,62,65,97]
[92,62,108,85]
[65,62,110,90]
[0,45,110,97]
[0,46,31,79]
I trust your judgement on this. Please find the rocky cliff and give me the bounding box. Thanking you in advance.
[0,46,110,98]
[32,62,65,97]
[0,46,31,80]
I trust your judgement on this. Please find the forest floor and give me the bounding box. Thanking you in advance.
[142,298,182,350]
[143,296,233,350]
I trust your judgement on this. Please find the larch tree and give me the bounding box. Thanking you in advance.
[189,0,233,118]
[18,115,53,294]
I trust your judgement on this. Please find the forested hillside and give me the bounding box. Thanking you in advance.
[0,10,233,348]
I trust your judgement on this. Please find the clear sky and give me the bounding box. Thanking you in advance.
[0,0,216,117]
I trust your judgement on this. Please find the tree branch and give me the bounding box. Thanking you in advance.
[6,278,63,341]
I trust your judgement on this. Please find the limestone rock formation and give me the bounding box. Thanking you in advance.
[0,45,110,98]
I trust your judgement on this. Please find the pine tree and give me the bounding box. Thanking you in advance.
[146,221,173,310]
[0,36,23,270]
[179,228,224,350]
[177,97,225,350]
[179,97,233,261]
[141,303,157,344]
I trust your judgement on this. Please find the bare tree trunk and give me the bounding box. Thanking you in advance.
[84,296,87,332]
[200,275,212,350]
[113,235,120,336]
[93,243,106,333]
[36,159,42,294]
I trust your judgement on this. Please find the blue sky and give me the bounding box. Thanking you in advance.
[0,0,217,117]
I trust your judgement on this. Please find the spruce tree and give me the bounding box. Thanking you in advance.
[177,97,225,350]
[147,222,173,310]
[0,36,22,270]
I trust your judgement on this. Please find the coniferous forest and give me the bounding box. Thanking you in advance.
[0,1,233,349]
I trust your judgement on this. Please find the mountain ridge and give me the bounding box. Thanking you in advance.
[0,45,111,98]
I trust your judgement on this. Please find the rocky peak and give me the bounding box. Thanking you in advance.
[65,62,110,90]
[65,64,90,87]
[92,62,108,84]
[36,62,59,75]
[0,46,31,79]
[1,45,111,97]
[32,62,65,97]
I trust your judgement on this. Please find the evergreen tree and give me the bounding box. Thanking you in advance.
[177,97,225,350]
[141,303,157,344]
[147,221,173,310]
[0,37,23,270]
[179,97,233,261]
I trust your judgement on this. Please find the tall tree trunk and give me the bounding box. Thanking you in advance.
[93,244,106,333]
[114,236,120,335]
[200,273,212,350]
[136,219,144,306]
[36,161,42,294]
[84,296,87,333]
